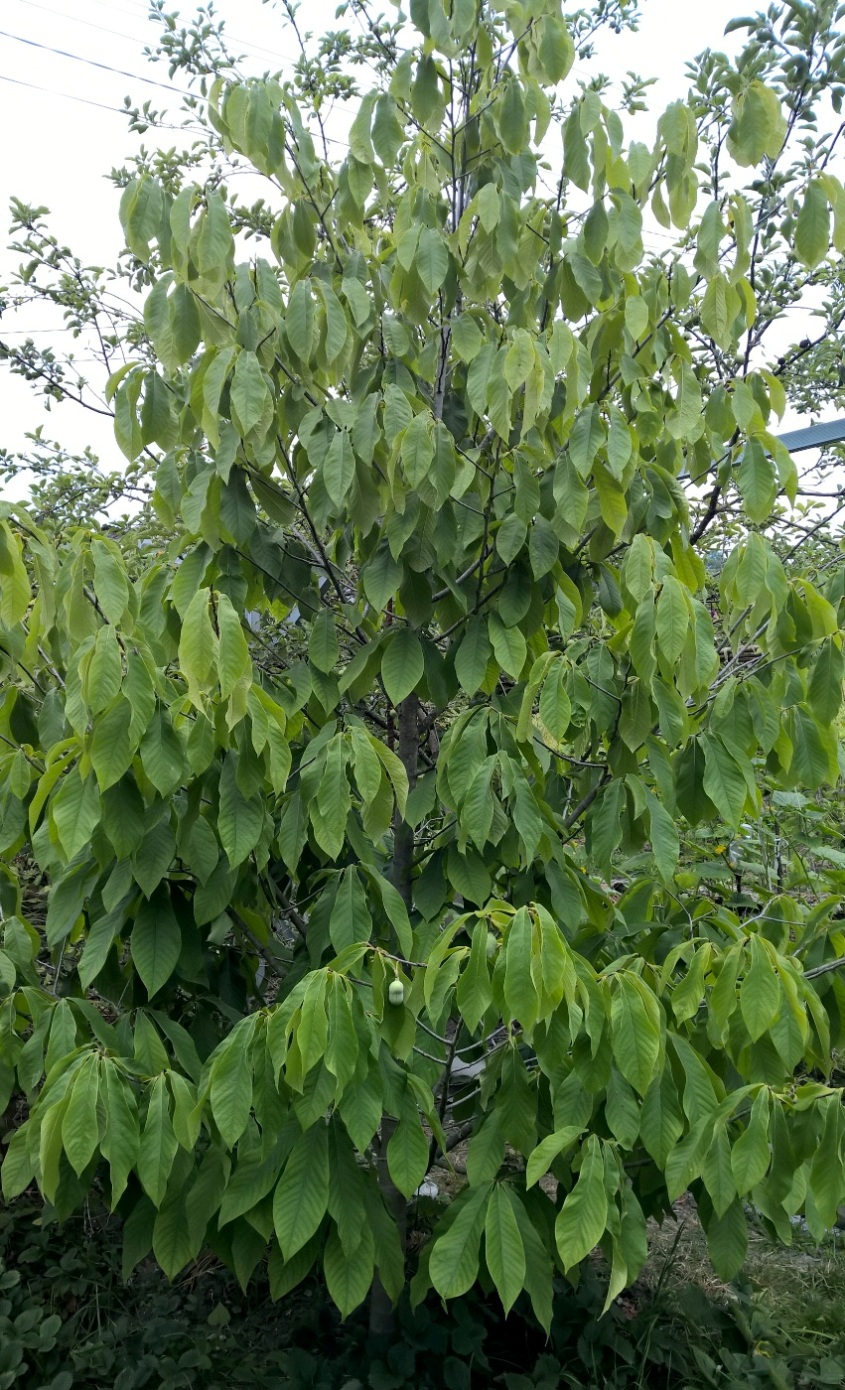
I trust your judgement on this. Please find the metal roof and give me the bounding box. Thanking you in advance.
[778,417,845,453]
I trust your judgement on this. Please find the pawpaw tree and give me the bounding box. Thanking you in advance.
[3,0,845,1343]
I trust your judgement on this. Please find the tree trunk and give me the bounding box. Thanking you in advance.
[368,694,418,1354]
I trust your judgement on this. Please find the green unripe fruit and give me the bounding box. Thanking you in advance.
[485,932,498,958]
[388,979,405,1006]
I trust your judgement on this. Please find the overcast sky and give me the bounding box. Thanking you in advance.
[0,0,754,472]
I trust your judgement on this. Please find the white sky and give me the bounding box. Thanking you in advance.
[0,0,772,476]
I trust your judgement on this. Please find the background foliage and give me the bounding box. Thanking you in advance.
[3,0,845,1352]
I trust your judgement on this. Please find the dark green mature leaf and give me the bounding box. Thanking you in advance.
[218,754,264,866]
[740,938,780,1042]
[140,711,185,799]
[324,1222,374,1318]
[555,1137,608,1270]
[138,1076,178,1209]
[429,1185,491,1299]
[210,1021,254,1146]
[455,619,492,695]
[704,1199,748,1280]
[808,639,844,724]
[611,975,661,1097]
[62,1055,100,1175]
[387,1092,429,1198]
[273,1121,330,1259]
[131,889,181,998]
[485,1184,526,1314]
[381,628,425,704]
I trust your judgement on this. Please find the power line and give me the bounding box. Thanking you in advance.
[8,0,145,47]
[56,0,301,73]
[0,70,143,116]
[0,325,121,335]
[0,28,195,99]
[0,70,201,127]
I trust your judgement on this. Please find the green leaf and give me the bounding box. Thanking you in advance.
[555,1136,608,1271]
[656,577,689,666]
[539,661,571,741]
[309,611,340,675]
[588,779,625,877]
[273,1121,329,1259]
[740,937,780,1042]
[539,13,574,82]
[504,330,535,392]
[153,1193,195,1280]
[0,521,30,624]
[457,920,494,1032]
[704,1198,748,1280]
[665,360,702,441]
[131,889,181,998]
[133,819,176,899]
[674,739,715,826]
[315,281,348,364]
[179,588,218,704]
[330,867,372,953]
[640,1069,684,1167]
[52,769,101,862]
[429,1185,490,1299]
[387,1093,429,1198]
[62,1055,100,1175]
[455,619,492,696]
[138,1075,178,1208]
[218,754,264,867]
[217,594,252,697]
[417,228,449,294]
[325,979,360,1092]
[195,190,233,275]
[499,79,526,155]
[504,908,538,1033]
[701,735,747,827]
[488,613,526,680]
[610,975,661,1097]
[286,279,314,360]
[528,517,559,579]
[86,625,122,715]
[372,93,405,165]
[808,638,844,724]
[701,1123,736,1219]
[90,697,134,792]
[401,411,434,487]
[737,438,777,524]
[731,1088,770,1193]
[727,80,786,166]
[644,786,679,883]
[298,973,329,1074]
[140,710,185,798]
[210,1022,253,1145]
[324,1222,374,1318]
[349,89,376,163]
[324,430,355,507]
[101,1063,140,1207]
[92,540,129,624]
[381,628,424,705]
[485,1184,526,1315]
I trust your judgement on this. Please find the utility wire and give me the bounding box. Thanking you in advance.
[0,28,195,98]
[53,0,301,72]
[0,69,154,116]
[0,70,202,127]
[8,0,146,47]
